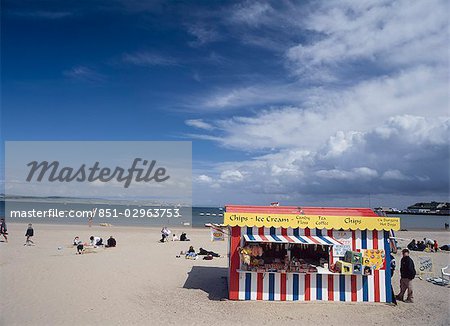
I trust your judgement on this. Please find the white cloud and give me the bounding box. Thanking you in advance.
[187,24,220,46]
[220,170,244,182]
[196,174,213,183]
[63,66,104,82]
[229,1,273,27]
[122,51,178,66]
[185,119,215,131]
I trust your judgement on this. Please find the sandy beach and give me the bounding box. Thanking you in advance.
[1,223,449,326]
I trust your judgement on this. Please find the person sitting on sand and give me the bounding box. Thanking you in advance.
[0,218,8,243]
[407,239,417,251]
[105,236,116,248]
[24,223,34,246]
[417,241,426,251]
[172,234,179,241]
[185,246,197,259]
[180,232,190,241]
[424,238,434,249]
[73,236,84,254]
[89,236,103,247]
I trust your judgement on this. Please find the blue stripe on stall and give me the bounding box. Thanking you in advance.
[361,229,369,301]
[316,274,322,300]
[384,230,393,303]
[362,276,369,302]
[316,228,322,236]
[246,227,255,241]
[293,228,300,237]
[269,227,282,242]
[245,273,252,300]
[269,273,275,301]
[293,274,299,300]
[295,236,308,243]
[339,275,345,301]
[361,230,367,249]
[317,235,333,245]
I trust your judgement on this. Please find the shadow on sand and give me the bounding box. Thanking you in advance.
[183,266,228,301]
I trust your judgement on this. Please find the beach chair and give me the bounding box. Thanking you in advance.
[442,266,450,284]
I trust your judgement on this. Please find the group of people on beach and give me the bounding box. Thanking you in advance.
[407,238,440,252]
[160,226,190,243]
[73,235,117,254]
[1,221,37,246]
[180,245,220,260]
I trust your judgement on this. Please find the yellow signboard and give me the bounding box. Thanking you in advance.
[223,213,400,231]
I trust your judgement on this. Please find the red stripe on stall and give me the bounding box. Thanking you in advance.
[304,228,311,236]
[257,273,264,300]
[306,236,321,244]
[351,275,357,302]
[305,274,311,301]
[373,230,380,302]
[352,230,356,250]
[281,228,295,243]
[327,229,334,265]
[280,273,287,301]
[328,274,334,301]
[258,227,269,241]
[229,226,241,300]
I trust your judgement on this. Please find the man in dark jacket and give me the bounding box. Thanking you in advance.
[396,249,416,303]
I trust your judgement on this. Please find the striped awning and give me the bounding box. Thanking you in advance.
[243,234,342,246]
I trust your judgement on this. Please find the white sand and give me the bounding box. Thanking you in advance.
[1,223,449,326]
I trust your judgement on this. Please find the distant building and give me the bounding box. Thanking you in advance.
[407,202,450,214]
[374,207,401,213]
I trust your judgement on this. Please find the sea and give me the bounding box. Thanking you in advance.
[0,200,449,229]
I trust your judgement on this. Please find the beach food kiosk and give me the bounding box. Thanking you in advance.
[224,205,400,303]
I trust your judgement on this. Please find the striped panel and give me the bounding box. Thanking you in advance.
[356,273,363,302]
[242,234,341,245]
[262,273,270,300]
[355,229,362,250]
[257,273,264,300]
[345,275,352,301]
[334,275,340,301]
[238,272,246,300]
[309,274,317,301]
[298,274,305,301]
[286,274,293,301]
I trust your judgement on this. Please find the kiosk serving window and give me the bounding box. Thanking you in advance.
[240,235,340,273]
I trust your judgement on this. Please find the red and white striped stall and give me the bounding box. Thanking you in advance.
[224,205,400,303]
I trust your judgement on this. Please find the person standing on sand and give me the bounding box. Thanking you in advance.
[88,217,93,227]
[24,223,35,246]
[0,218,8,242]
[396,249,416,303]
[433,240,439,252]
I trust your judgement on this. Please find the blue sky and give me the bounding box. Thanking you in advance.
[1,0,449,207]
